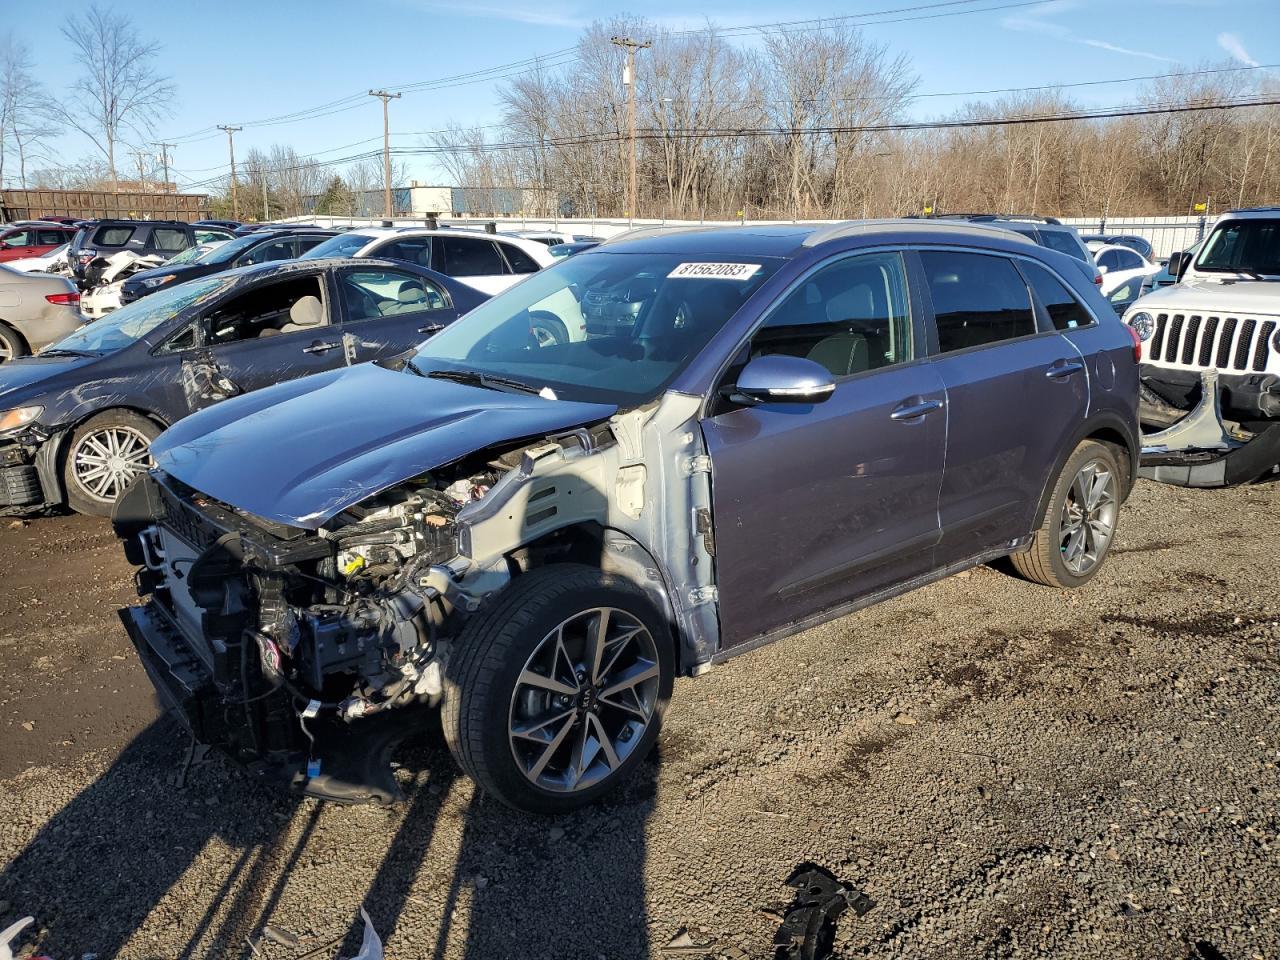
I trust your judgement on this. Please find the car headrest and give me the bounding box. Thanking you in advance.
[289,295,323,327]
[826,284,875,323]
[397,281,427,303]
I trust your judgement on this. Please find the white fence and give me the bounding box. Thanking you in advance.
[288,213,1213,259]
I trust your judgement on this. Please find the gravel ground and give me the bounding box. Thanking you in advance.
[0,478,1277,960]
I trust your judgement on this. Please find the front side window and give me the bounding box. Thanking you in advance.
[375,236,433,268]
[439,236,505,277]
[2,230,32,246]
[750,252,912,378]
[204,275,327,344]
[37,230,66,245]
[921,250,1036,353]
[341,270,446,322]
[412,252,781,404]
[194,228,233,244]
[1022,261,1094,331]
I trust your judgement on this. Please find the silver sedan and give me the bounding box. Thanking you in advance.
[0,264,85,363]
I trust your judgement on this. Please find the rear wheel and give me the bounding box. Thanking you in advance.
[0,325,27,364]
[1011,440,1121,588]
[442,564,674,813]
[63,410,160,516]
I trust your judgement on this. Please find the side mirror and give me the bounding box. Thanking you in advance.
[1166,251,1184,279]
[734,355,835,404]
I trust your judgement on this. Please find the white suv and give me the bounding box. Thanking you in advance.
[300,228,554,295]
[1123,207,1280,486]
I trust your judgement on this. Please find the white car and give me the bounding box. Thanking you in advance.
[4,243,71,274]
[300,228,555,296]
[1094,243,1160,297]
[505,229,575,247]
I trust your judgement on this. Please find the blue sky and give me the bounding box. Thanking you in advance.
[7,0,1277,189]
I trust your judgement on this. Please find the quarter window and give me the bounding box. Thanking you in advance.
[1022,261,1094,331]
[500,243,541,274]
[921,251,1036,352]
[751,252,912,377]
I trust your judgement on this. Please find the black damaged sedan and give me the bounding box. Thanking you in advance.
[0,258,484,516]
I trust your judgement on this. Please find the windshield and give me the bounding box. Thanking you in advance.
[300,232,374,259]
[412,252,781,404]
[166,241,225,265]
[1196,219,1280,276]
[49,276,228,353]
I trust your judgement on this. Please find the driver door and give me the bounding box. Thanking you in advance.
[179,272,345,412]
[701,251,947,647]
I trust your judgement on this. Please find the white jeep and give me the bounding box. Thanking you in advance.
[1123,207,1280,486]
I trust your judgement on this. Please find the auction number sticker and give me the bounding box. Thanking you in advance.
[667,262,762,280]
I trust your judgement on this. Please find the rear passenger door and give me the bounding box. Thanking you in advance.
[917,249,1089,565]
[337,267,455,362]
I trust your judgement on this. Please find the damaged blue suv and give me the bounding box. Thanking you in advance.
[115,221,1140,813]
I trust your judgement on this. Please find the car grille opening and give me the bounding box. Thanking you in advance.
[1149,311,1275,373]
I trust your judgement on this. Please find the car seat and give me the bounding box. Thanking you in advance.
[806,285,873,376]
[262,294,324,336]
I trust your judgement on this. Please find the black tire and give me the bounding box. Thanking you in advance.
[0,324,28,364]
[442,563,674,813]
[529,310,570,347]
[63,410,161,517]
[1011,440,1122,589]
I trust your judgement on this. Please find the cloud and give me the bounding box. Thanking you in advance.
[1003,1,1176,63]
[1217,32,1260,67]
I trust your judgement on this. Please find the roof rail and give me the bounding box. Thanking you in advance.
[905,213,1062,225]
[802,218,1039,247]
[597,225,719,246]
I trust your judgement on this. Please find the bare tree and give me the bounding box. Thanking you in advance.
[0,35,58,188]
[57,9,174,194]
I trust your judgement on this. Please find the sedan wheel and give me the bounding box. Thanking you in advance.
[0,327,27,364]
[1058,460,1117,576]
[63,410,162,516]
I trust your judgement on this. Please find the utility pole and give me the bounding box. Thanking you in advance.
[152,142,175,192]
[131,149,148,191]
[369,90,402,219]
[218,125,242,219]
[611,36,650,221]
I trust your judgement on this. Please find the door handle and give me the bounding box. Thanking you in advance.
[417,323,445,335]
[1045,360,1085,379]
[302,340,339,355]
[889,398,944,421]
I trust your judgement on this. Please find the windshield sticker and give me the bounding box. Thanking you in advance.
[667,262,762,281]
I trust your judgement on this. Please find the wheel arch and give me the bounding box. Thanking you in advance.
[502,520,694,674]
[1029,411,1139,535]
[44,405,172,505]
[0,319,31,355]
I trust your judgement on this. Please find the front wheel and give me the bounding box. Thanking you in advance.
[1011,440,1122,588]
[63,410,160,516]
[442,564,674,813]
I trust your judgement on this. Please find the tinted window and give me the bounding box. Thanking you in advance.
[439,236,505,276]
[1039,229,1087,262]
[238,238,296,265]
[376,236,433,268]
[37,230,66,245]
[921,251,1036,352]
[299,232,375,259]
[752,252,912,377]
[1096,249,1121,271]
[500,242,541,274]
[1022,261,1094,331]
[1114,249,1143,270]
[341,269,446,322]
[150,228,190,252]
[296,236,331,255]
[94,226,134,246]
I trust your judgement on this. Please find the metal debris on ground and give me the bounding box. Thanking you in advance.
[0,917,33,960]
[772,864,875,960]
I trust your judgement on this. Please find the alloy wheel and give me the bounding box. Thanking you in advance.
[71,426,154,503]
[508,606,661,793]
[1059,459,1116,576]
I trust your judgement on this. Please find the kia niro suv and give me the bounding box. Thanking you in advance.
[116,220,1141,813]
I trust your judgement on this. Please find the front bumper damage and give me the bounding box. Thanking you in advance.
[1139,368,1280,487]
[0,430,62,515]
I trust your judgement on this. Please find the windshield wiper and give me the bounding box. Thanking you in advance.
[38,348,100,358]
[427,368,542,395]
[401,357,428,378]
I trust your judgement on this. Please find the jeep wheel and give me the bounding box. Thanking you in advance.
[0,325,27,364]
[442,564,674,813]
[1012,440,1121,588]
[63,410,160,516]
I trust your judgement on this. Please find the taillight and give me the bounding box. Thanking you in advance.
[1093,272,1103,285]
[1124,322,1142,364]
[46,292,80,306]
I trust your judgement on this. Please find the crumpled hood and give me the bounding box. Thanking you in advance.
[151,362,617,528]
[1133,278,1280,318]
[0,355,93,409]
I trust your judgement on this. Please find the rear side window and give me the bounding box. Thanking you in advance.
[94,225,134,246]
[238,238,296,265]
[150,228,190,252]
[438,236,505,277]
[1022,261,1094,330]
[752,252,913,377]
[1039,229,1088,262]
[921,251,1036,353]
[500,242,541,274]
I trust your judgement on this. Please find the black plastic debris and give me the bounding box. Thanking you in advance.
[772,863,875,960]
[1193,941,1229,960]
